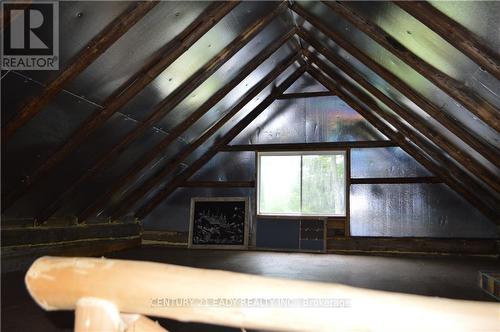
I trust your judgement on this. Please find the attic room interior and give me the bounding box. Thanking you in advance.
[1,0,499,331]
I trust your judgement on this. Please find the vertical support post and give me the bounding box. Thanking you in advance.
[345,148,351,238]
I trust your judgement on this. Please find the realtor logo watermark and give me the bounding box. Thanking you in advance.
[1,1,59,70]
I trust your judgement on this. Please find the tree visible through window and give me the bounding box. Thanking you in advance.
[258,152,346,216]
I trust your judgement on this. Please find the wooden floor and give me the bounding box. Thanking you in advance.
[2,245,498,331]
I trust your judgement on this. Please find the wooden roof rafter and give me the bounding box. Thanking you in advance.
[321,1,500,132]
[36,2,290,223]
[301,35,500,194]
[107,55,303,221]
[2,1,239,212]
[289,3,499,168]
[1,1,159,142]
[132,66,306,220]
[307,62,498,222]
[394,1,500,80]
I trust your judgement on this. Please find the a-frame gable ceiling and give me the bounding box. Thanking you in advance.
[2,1,499,224]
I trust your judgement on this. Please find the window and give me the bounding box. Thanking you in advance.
[257,151,346,216]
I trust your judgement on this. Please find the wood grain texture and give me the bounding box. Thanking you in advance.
[25,256,500,331]
[2,1,159,142]
[2,1,239,212]
[395,1,500,80]
[321,1,500,132]
[290,3,499,167]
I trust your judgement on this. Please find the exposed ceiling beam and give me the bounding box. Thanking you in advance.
[85,54,302,221]
[302,36,500,194]
[2,1,238,212]
[37,3,294,221]
[308,64,498,222]
[321,1,500,132]
[351,177,442,184]
[221,141,396,151]
[181,181,256,188]
[277,91,336,99]
[132,67,306,220]
[394,1,500,80]
[1,1,159,142]
[290,3,499,168]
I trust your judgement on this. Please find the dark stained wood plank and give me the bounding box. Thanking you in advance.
[2,1,239,211]
[350,177,442,184]
[221,141,396,151]
[132,67,306,220]
[181,181,256,188]
[84,54,302,221]
[277,91,336,99]
[307,66,498,222]
[395,1,500,80]
[37,7,291,223]
[302,38,500,193]
[1,1,159,141]
[327,237,500,256]
[321,1,500,132]
[1,223,140,247]
[142,230,188,244]
[290,4,499,167]
[2,237,141,273]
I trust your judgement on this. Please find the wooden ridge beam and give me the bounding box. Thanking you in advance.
[133,67,305,220]
[87,54,302,221]
[37,5,290,223]
[321,1,500,132]
[289,3,499,167]
[277,91,336,99]
[1,1,159,142]
[181,181,255,188]
[221,141,396,151]
[395,1,500,80]
[350,177,442,184]
[302,35,500,193]
[307,64,498,222]
[2,1,238,211]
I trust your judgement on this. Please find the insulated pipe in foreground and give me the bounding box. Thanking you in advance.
[26,256,499,332]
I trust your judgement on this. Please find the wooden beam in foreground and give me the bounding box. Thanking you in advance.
[321,1,500,132]
[350,177,442,184]
[181,181,255,188]
[133,67,305,220]
[74,298,168,332]
[89,54,301,221]
[307,66,498,222]
[302,37,500,194]
[1,1,159,142]
[277,91,336,99]
[290,4,499,167]
[25,256,500,332]
[38,7,290,223]
[2,1,238,212]
[221,141,396,151]
[395,1,500,80]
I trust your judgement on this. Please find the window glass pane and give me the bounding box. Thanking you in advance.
[302,154,345,215]
[259,155,300,214]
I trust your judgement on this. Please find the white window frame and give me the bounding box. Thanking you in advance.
[256,150,347,218]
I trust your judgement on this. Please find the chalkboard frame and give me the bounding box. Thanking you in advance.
[188,197,249,249]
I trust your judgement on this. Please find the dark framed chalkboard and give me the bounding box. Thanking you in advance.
[189,197,249,249]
